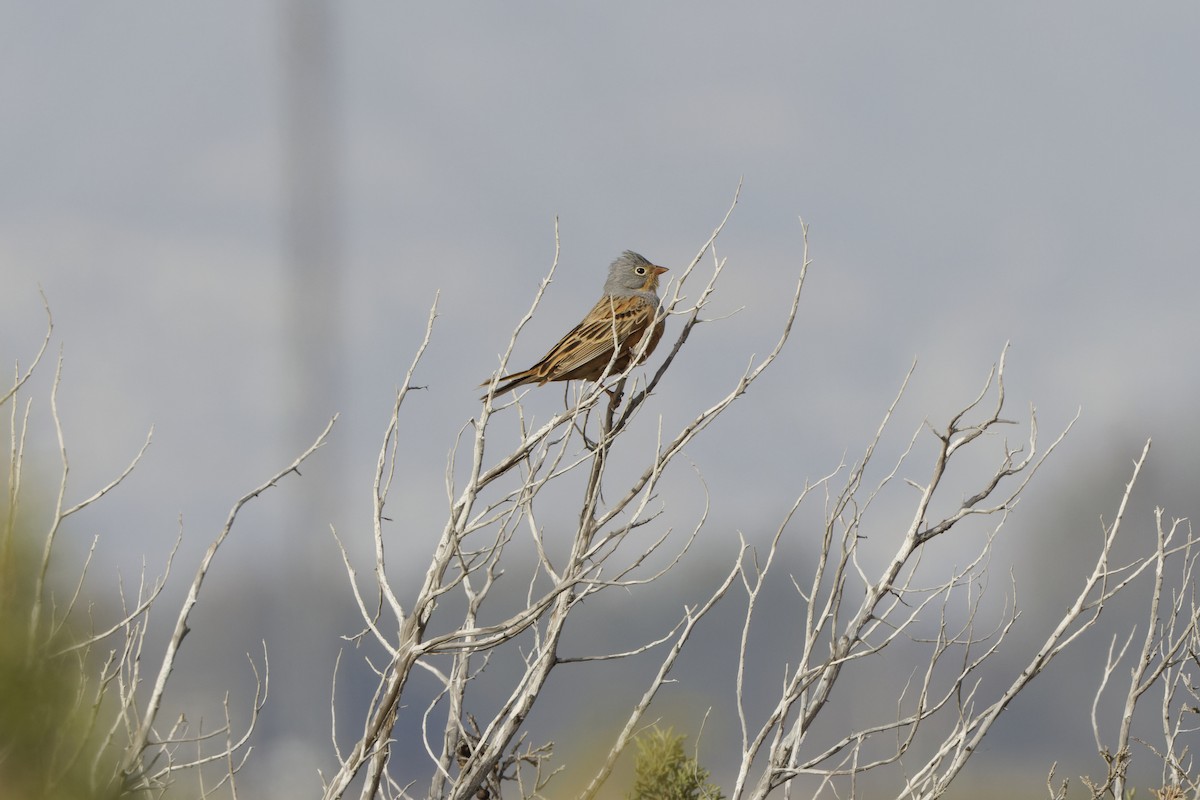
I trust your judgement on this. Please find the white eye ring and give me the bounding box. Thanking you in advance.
[636,266,646,275]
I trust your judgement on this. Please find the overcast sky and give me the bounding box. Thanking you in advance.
[3,3,1198,795]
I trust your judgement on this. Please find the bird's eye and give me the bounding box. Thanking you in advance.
[636,267,646,275]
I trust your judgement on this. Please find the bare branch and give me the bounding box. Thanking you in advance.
[120,416,337,789]
[0,288,54,409]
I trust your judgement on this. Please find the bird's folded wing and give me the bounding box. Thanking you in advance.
[540,297,653,379]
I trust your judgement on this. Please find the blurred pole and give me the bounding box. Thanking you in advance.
[276,0,341,776]
[284,2,341,435]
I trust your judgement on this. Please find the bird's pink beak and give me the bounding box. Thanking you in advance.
[653,266,669,276]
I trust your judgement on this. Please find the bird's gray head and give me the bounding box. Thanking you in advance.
[603,250,667,297]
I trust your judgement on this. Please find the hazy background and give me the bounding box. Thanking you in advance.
[3,2,1199,797]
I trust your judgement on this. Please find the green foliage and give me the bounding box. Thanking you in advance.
[0,522,123,800]
[627,726,724,800]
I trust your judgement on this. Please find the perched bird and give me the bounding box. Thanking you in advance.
[482,251,669,397]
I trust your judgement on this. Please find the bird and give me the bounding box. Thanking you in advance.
[481,251,669,398]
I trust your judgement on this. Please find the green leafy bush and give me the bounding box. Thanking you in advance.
[627,726,723,800]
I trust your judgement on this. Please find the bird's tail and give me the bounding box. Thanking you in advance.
[479,370,539,400]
